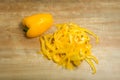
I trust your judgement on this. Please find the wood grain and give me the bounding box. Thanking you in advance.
[0,0,120,80]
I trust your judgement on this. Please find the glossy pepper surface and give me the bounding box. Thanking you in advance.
[22,13,53,37]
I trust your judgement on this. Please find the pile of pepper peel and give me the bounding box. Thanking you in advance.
[22,13,99,74]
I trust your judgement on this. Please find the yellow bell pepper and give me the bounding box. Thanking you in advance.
[22,13,53,37]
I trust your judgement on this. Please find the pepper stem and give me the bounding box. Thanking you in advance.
[23,26,29,32]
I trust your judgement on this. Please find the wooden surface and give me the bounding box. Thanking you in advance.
[0,0,120,80]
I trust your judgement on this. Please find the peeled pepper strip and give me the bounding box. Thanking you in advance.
[39,23,99,74]
[22,13,53,37]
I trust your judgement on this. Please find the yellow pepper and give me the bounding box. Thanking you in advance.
[22,13,53,38]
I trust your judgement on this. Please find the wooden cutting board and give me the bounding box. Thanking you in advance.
[0,0,120,80]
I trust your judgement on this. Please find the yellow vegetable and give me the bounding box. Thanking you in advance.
[22,13,53,37]
[39,23,99,74]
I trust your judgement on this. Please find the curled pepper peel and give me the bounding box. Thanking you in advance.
[39,23,99,74]
[22,13,53,37]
